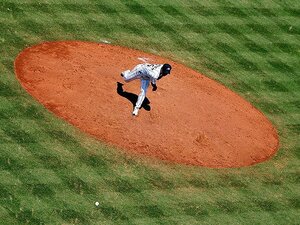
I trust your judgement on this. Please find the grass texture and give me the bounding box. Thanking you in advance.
[0,0,299,224]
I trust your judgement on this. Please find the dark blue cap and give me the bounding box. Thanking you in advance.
[162,64,172,75]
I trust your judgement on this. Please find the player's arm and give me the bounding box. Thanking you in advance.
[151,81,157,91]
[145,65,158,91]
[149,76,157,91]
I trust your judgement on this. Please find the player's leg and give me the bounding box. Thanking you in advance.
[133,79,150,116]
[122,64,143,82]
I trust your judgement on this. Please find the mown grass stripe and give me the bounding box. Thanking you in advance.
[188,5,300,17]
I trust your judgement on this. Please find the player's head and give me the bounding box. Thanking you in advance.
[158,64,172,80]
[162,64,172,75]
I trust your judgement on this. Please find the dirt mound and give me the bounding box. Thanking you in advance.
[14,41,279,168]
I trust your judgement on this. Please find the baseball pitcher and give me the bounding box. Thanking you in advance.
[121,63,172,116]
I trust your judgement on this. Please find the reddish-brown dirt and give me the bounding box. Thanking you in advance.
[14,41,279,168]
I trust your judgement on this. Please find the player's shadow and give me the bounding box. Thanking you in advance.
[117,82,151,111]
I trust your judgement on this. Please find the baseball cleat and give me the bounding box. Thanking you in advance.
[121,70,130,78]
[132,107,139,116]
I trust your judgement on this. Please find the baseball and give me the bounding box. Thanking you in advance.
[95,201,99,207]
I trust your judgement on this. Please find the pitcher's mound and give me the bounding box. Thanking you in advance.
[15,41,279,168]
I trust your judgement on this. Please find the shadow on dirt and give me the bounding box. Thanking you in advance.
[117,82,151,111]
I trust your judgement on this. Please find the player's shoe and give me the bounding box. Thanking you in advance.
[132,107,139,116]
[121,70,130,78]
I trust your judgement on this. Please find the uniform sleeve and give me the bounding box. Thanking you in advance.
[146,64,162,85]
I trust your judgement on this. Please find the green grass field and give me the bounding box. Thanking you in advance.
[0,0,299,224]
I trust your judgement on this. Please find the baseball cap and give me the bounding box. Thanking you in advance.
[162,64,172,75]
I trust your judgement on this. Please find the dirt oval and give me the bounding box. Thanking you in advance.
[15,41,279,168]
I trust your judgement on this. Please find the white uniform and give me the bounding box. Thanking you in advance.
[122,64,163,110]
